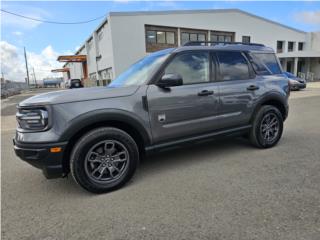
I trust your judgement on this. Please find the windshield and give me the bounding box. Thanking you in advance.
[108,48,173,88]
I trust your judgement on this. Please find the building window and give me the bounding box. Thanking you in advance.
[146,29,176,45]
[89,73,97,81]
[145,25,178,52]
[288,41,294,52]
[211,31,234,43]
[98,29,103,41]
[298,42,304,51]
[277,41,284,53]
[166,32,175,44]
[87,38,93,51]
[146,30,156,43]
[180,30,207,45]
[242,36,251,43]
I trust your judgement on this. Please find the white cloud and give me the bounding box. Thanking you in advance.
[294,10,320,25]
[12,31,23,36]
[1,6,51,29]
[0,41,65,82]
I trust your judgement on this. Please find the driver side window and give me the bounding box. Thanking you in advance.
[164,52,209,85]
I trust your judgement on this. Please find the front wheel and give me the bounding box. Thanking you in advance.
[249,105,283,148]
[70,127,139,193]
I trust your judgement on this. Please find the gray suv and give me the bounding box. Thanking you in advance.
[13,42,289,193]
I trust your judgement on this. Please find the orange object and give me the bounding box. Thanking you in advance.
[50,147,62,153]
[51,68,70,73]
[57,55,87,62]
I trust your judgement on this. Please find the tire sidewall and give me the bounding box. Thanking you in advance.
[71,128,139,193]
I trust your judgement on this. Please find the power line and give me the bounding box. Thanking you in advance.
[0,9,106,24]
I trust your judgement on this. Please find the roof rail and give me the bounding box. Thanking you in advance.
[183,41,265,47]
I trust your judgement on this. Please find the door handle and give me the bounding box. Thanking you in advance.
[247,85,260,91]
[198,90,214,96]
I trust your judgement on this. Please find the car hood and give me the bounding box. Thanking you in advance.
[19,86,140,106]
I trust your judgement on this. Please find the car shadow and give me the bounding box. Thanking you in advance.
[47,137,254,196]
[134,137,253,183]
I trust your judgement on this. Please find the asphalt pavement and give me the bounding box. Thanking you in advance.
[1,86,320,240]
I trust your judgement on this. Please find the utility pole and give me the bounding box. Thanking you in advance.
[32,67,37,87]
[24,47,30,86]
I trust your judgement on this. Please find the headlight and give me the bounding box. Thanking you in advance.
[16,108,49,130]
[289,79,299,85]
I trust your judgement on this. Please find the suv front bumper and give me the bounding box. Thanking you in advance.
[13,139,67,179]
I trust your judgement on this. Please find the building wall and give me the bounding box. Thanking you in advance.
[311,58,320,80]
[96,22,114,78]
[109,10,306,77]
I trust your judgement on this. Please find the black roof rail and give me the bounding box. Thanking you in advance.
[183,41,265,47]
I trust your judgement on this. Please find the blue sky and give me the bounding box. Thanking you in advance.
[2,1,320,53]
[1,1,320,81]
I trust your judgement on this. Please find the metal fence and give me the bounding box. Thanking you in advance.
[298,72,315,82]
[1,82,29,99]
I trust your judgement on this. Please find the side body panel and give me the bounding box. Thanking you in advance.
[146,83,220,143]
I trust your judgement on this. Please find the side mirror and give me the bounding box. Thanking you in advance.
[157,73,183,88]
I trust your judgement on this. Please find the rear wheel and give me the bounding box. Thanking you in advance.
[250,105,283,148]
[70,127,139,193]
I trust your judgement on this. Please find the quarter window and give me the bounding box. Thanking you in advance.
[164,52,210,85]
[249,53,282,75]
[217,52,250,81]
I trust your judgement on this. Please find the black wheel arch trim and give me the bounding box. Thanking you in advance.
[252,91,288,121]
[58,109,152,146]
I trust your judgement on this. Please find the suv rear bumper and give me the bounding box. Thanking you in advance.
[13,139,67,179]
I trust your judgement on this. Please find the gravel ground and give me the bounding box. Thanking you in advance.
[1,86,320,240]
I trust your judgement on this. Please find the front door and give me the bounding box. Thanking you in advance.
[147,51,220,144]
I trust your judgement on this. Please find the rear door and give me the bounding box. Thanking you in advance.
[215,51,264,128]
[147,51,221,144]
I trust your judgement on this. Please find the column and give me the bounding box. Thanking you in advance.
[293,57,298,76]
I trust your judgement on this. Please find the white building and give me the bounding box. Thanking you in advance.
[62,9,320,85]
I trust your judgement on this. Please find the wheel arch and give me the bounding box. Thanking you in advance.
[60,109,151,174]
[252,93,288,122]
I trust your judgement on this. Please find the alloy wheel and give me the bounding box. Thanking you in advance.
[260,112,280,143]
[84,140,129,183]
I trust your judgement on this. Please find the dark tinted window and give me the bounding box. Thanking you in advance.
[288,42,294,52]
[298,42,304,51]
[242,36,251,43]
[250,53,282,75]
[217,52,250,81]
[165,52,209,84]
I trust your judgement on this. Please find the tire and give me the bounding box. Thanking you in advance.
[70,127,139,193]
[249,105,283,148]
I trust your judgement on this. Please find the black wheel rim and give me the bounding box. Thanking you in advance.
[260,112,280,143]
[84,140,129,183]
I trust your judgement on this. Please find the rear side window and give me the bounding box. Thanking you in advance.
[250,53,282,75]
[216,51,250,81]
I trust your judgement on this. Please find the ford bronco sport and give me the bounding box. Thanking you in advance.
[13,42,289,193]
